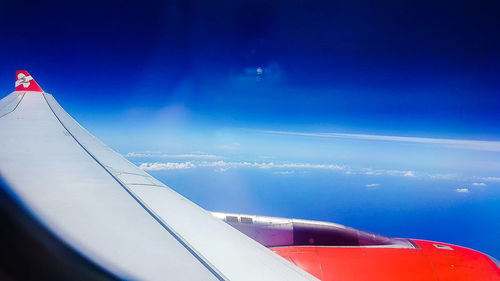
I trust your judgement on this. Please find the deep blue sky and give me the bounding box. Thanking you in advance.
[1,1,499,257]
[1,1,499,136]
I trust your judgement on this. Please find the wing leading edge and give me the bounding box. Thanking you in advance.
[0,72,317,281]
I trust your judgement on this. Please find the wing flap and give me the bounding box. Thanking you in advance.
[0,92,24,118]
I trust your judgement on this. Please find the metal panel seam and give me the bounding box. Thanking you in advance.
[414,241,441,281]
[0,92,25,119]
[41,93,227,281]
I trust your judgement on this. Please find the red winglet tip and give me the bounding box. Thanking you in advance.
[15,70,43,92]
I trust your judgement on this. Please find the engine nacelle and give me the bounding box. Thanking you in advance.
[212,212,500,280]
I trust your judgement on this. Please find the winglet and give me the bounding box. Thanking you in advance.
[15,70,43,92]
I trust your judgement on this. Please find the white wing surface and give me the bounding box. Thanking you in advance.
[0,71,317,281]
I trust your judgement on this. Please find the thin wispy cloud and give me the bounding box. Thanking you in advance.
[257,130,500,152]
[139,162,195,170]
[127,152,219,159]
[214,142,241,150]
[363,169,416,177]
[200,160,345,170]
[404,171,416,177]
[366,183,380,188]
[273,170,295,175]
[479,177,500,182]
[259,156,275,159]
[428,173,458,180]
[456,188,470,193]
[471,182,486,187]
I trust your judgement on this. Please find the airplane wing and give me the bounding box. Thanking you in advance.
[0,71,318,281]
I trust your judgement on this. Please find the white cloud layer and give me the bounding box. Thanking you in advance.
[136,160,499,184]
[137,160,420,179]
[456,188,470,193]
[365,183,380,188]
[138,160,345,171]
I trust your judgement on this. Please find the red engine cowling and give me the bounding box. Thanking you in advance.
[271,240,500,281]
[212,212,500,280]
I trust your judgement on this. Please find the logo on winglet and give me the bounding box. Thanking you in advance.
[15,73,33,88]
[14,70,43,92]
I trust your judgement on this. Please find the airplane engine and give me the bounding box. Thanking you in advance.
[212,212,500,281]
